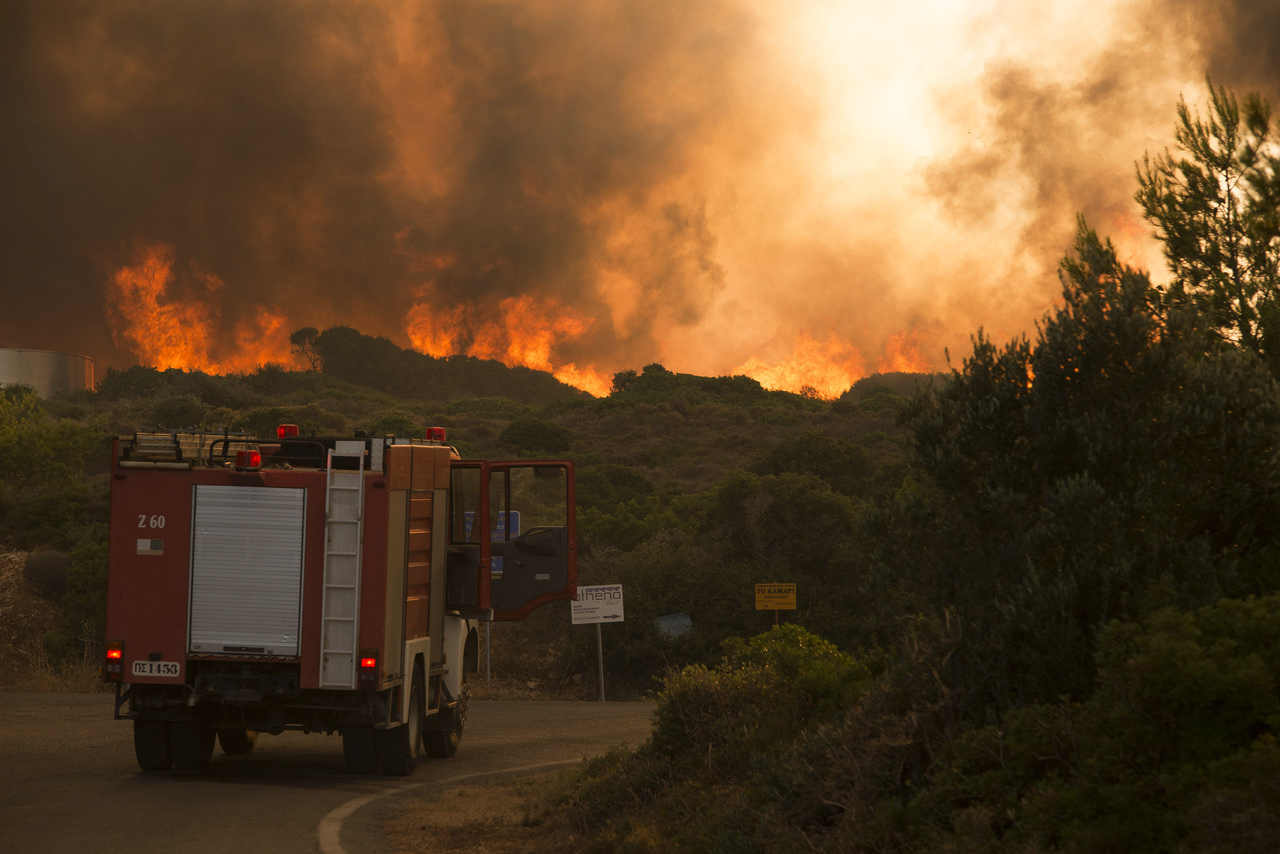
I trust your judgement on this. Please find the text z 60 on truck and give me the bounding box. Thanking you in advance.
[102,427,576,774]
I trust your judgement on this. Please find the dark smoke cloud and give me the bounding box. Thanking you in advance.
[1207,0,1280,90]
[0,0,750,374]
[2,1,407,365]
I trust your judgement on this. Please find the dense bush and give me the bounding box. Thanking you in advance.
[234,404,348,438]
[578,495,673,552]
[43,542,109,664]
[749,430,877,498]
[650,626,881,772]
[499,418,573,455]
[906,594,1280,854]
[365,412,421,436]
[23,548,70,601]
[556,625,884,850]
[0,388,108,550]
[150,394,208,428]
[890,225,1280,714]
[609,363,824,410]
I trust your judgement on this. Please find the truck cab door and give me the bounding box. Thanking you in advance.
[447,460,577,621]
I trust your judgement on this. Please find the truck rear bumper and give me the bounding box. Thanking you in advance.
[115,666,403,734]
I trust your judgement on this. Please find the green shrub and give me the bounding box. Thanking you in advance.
[442,397,533,420]
[552,626,885,852]
[857,391,903,412]
[23,548,70,600]
[150,394,208,428]
[44,540,109,664]
[650,625,881,778]
[579,496,674,552]
[234,404,347,438]
[576,464,655,511]
[500,418,573,455]
[913,594,1280,853]
[365,413,420,436]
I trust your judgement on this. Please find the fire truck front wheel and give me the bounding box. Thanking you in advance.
[378,677,423,776]
[133,719,172,771]
[424,679,467,759]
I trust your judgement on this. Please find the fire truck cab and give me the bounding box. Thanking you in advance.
[103,426,576,774]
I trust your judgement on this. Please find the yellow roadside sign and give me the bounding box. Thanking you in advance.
[755,582,796,610]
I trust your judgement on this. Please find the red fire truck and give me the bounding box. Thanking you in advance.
[102,426,576,774]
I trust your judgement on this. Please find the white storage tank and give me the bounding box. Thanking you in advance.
[0,348,95,398]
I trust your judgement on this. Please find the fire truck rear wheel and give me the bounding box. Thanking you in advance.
[217,729,259,755]
[343,726,379,774]
[133,719,172,771]
[170,721,216,770]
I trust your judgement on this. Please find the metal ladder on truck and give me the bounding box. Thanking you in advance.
[319,442,366,688]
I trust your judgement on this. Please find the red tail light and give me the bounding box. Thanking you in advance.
[235,450,262,470]
[426,426,446,443]
[358,648,379,689]
[277,424,299,438]
[104,640,124,683]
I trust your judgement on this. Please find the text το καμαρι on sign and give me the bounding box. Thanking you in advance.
[755,582,796,610]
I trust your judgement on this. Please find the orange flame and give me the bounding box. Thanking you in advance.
[107,243,935,400]
[735,329,935,399]
[107,242,295,373]
[876,329,931,374]
[407,294,611,396]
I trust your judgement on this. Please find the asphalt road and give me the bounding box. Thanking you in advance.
[0,692,655,853]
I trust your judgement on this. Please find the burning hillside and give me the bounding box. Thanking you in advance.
[4,1,1278,395]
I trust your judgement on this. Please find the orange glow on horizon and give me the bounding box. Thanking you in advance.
[109,244,935,400]
[735,329,935,399]
[734,333,865,399]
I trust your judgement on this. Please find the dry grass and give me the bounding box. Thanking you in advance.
[0,550,110,693]
[385,770,575,854]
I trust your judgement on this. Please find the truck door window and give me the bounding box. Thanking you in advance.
[487,463,573,619]
[509,466,568,528]
[450,467,482,543]
[489,470,509,541]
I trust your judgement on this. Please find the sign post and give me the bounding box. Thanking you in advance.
[754,582,797,625]
[571,584,625,702]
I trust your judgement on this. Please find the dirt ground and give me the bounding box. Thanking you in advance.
[385,771,578,854]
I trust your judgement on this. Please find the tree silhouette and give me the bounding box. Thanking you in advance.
[1137,79,1280,370]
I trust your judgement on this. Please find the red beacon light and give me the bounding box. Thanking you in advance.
[235,449,262,470]
[425,426,447,443]
[277,424,300,439]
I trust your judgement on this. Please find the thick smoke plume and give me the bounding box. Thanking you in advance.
[1,0,1276,395]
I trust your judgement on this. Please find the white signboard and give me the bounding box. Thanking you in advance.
[572,584,625,625]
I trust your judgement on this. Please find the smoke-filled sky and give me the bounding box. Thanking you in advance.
[2,0,1277,396]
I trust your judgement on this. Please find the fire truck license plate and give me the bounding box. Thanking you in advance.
[131,661,180,677]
